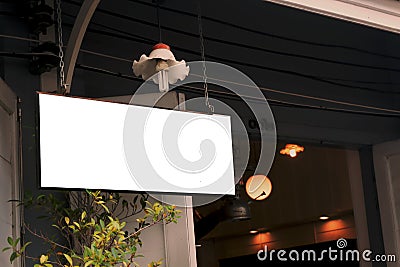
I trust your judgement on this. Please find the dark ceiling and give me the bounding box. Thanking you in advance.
[58,0,400,146]
[1,0,398,144]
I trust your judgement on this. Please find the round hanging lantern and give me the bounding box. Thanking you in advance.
[245,174,272,201]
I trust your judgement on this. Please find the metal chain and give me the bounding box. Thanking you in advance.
[197,3,214,114]
[56,0,67,93]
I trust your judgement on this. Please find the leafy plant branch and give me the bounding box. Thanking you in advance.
[3,190,181,267]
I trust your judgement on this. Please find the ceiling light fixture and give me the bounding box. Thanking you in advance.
[280,144,304,158]
[132,0,189,92]
[132,43,189,92]
[250,230,258,234]
[319,215,330,220]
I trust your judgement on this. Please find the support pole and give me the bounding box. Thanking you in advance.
[64,0,100,94]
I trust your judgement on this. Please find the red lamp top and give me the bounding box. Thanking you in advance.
[153,43,170,51]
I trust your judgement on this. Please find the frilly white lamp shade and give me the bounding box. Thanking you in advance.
[132,43,189,92]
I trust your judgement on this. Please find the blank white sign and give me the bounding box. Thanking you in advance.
[38,93,235,195]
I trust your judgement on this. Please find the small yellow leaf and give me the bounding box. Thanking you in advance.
[84,260,94,267]
[64,254,73,266]
[40,255,48,264]
[64,217,70,225]
[81,211,86,221]
[101,204,110,213]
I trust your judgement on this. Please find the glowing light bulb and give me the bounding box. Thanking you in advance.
[280,144,304,158]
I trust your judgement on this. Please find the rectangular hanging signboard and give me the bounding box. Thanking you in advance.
[37,93,235,195]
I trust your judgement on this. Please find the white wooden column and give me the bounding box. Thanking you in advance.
[0,79,22,267]
[374,140,400,267]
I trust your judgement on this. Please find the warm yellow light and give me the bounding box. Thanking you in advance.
[319,215,330,220]
[250,230,258,234]
[245,175,272,201]
[280,144,304,158]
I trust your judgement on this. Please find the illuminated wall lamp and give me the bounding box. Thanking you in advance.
[280,144,304,158]
[245,175,272,201]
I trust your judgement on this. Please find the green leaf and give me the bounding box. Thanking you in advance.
[7,237,13,246]
[13,237,20,247]
[36,194,46,200]
[7,199,21,202]
[20,241,32,252]
[64,253,73,266]
[130,246,137,254]
[84,260,94,267]
[51,224,60,230]
[2,247,11,252]
[71,254,82,260]
[10,251,18,263]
